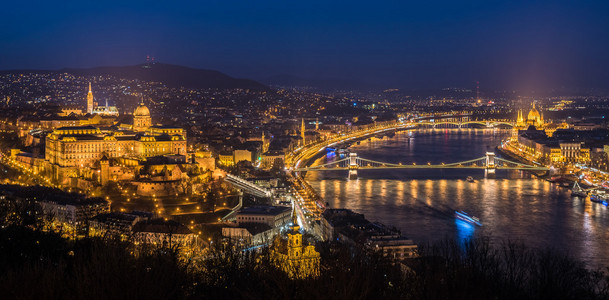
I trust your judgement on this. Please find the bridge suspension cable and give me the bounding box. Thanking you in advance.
[294,153,549,172]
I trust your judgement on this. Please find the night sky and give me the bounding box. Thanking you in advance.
[1,0,608,90]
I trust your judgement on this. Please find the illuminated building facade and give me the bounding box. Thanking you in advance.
[526,102,544,127]
[272,213,320,279]
[516,103,544,128]
[133,101,152,131]
[86,83,119,116]
[45,125,186,167]
[91,99,119,116]
[515,102,567,139]
[38,197,110,229]
[45,101,186,184]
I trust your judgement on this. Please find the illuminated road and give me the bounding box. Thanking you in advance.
[286,117,518,224]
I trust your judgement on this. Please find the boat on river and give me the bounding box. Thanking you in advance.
[571,182,588,198]
[455,211,482,226]
[466,176,475,183]
[589,190,609,206]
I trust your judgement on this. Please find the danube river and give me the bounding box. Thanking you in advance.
[305,129,609,269]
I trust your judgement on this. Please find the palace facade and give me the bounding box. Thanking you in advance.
[45,97,187,185]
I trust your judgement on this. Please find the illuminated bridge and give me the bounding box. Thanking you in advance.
[414,120,514,128]
[294,152,548,179]
[287,116,521,222]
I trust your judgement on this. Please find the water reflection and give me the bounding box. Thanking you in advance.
[306,129,609,269]
[456,219,476,248]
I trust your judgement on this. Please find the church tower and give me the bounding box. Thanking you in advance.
[271,207,320,279]
[100,155,110,185]
[287,211,301,258]
[87,82,94,114]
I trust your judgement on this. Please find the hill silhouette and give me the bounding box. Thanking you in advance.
[2,63,267,90]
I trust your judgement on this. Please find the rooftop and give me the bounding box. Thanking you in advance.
[237,205,291,216]
[132,218,192,234]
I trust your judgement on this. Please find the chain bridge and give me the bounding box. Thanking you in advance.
[294,152,548,179]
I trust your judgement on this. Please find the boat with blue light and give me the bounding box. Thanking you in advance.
[455,211,482,226]
[589,190,609,206]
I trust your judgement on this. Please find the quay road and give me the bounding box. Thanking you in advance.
[286,120,414,226]
[286,116,518,228]
[286,120,413,169]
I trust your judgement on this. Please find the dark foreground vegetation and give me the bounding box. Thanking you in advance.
[1,228,608,299]
[1,205,608,299]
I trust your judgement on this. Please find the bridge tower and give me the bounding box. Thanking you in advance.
[349,153,358,179]
[485,152,496,174]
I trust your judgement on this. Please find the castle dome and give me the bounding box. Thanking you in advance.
[134,103,150,117]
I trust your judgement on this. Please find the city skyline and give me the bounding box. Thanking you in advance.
[1,1,609,90]
[3,1,609,298]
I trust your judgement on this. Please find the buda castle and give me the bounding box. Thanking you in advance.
[45,86,187,186]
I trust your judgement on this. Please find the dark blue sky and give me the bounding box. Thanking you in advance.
[1,0,608,90]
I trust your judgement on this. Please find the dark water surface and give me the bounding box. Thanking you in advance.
[306,129,609,269]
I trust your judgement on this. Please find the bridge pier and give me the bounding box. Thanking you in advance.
[349,153,358,180]
[485,152,496,177]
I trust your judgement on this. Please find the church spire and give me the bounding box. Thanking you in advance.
[86,82,94,114]
[290,206,300,233]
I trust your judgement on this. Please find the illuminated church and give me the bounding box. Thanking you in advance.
[87,83,119,116]
[45,92,187,186]
[271,212,320,279]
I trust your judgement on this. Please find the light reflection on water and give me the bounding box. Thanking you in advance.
[456,219,476,247]
[306,129,609,269]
